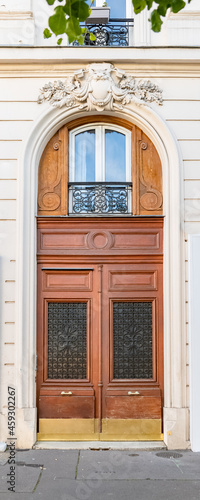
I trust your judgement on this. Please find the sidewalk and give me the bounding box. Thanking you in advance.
[1,446,200,500]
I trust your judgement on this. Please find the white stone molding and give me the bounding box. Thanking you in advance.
[188,235,200,452]
[0,12,33,19]
[38,63,163,112]
[16,94,187,449]
[0,10,35,46]
[0,0,32,11]
[133,9,151,46]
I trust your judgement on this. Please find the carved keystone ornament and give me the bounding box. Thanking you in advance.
[38,63,163,111]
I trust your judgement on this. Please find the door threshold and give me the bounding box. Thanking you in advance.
[34,441,166,450]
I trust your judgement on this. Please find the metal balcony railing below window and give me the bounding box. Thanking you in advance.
[72,19,134,47]
[68,182,132,215]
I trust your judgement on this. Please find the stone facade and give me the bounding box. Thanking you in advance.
[0,0,200,450]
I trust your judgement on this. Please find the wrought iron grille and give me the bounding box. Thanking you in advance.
[113,302,153,379]
[68,182,132,215]
[48,302,87,379]
[73,19,134,47]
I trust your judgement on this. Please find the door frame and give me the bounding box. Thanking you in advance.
[16,102,187,449]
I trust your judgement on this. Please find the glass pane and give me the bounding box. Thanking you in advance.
[113,302,153,379]
[105,130,126,182]
[75,130,95,182]
[48,302,87,379]
[107,0,126,18]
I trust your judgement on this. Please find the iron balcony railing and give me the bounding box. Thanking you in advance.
[73,19,134,47]
[68,182,132,215]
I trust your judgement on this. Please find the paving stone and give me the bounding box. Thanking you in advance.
[22,477,200,500]
[0,453,9,466]
[0,462,42,493]
[15,450,79,479]
[77,450,200,481]
[0,449,200,500]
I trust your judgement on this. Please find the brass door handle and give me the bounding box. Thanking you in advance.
[61,391,72,396]
[128,391,140,396]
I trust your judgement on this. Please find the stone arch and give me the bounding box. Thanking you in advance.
[16,101,187,449]
[37,115,163,217]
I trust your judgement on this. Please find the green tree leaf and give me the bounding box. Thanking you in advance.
[46,0,56,5]
[66,16,82,42]
[57,37,63,45]
[76,1,90,21]
[63,0,76,16]
[150,9,163,32]
[132,0,147,14]
[43,28,52,38]
[63,2,70,16]
[157,2,168,16]
[171,0,186,13]
[146,0,154,8]
[76,34,85,45]
[49,6,67,36]
[64,0,90,21]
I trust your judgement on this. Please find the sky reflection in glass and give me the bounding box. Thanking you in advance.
[105,130,126,182]
[75,130,95,182]
[85,0,96,5]
[107,0,126,18]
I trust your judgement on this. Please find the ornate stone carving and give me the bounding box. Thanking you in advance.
[38,63,163,112]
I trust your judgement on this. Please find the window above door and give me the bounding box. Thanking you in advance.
[69,124,131,183]
[37,117,163,217]
[68,124,132,215]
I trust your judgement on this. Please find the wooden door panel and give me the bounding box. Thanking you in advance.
[105,396,161,419]
[37,265,100,423]
[111,230,161,252]
[37,218,163,257]
[102,263,163,423]
[108,265,158,291]
[37,218,163,440]
[38,230,89,252]
[39,395,95,419]
[42,269,93,292]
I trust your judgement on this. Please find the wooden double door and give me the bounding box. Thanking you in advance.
[37,218,163,441]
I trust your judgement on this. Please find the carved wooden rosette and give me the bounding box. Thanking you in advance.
[37,118,163,216]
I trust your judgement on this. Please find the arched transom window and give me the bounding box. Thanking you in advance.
[69,124,131,183]
[37,117,163,217]
[68,124,131,214]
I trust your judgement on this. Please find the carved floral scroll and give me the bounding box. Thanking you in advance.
[38,63,163,112]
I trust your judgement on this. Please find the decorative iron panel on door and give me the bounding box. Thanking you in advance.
[48,302,87,380]
[113,301,153,380]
